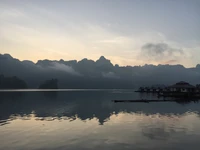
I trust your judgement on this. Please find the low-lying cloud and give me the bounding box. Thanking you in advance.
[49,62,81,76]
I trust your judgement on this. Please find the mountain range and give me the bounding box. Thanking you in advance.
[0,53,200,89]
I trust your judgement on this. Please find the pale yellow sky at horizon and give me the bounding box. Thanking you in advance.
[0,0,199,68]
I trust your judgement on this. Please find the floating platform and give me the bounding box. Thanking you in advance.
[112,99,200,103]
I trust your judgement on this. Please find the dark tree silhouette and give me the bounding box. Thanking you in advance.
[39,79,58,89]
[0,74,27,89]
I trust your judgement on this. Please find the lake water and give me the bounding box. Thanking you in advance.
[0,89,200,150]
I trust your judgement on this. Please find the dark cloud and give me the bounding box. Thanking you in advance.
[141,43,184,61]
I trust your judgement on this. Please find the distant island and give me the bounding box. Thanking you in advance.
[0,74,58,89]
[0,74,27,89]
[39,79,58,89]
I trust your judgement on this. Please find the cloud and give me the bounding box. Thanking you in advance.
[140,43,184,63]
[163,59,178,64]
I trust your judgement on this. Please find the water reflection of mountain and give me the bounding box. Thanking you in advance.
[0,91,200,125]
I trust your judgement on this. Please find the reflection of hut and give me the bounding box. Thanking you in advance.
[168,81,195,93]
[196,84,200,93]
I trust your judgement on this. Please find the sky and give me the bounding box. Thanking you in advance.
[0,0,199,67]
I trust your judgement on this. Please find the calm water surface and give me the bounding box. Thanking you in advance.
[0,89,200,150]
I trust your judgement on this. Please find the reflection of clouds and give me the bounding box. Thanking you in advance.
[105,112,200,142]
[142,124,178,140]
[0,120,10,126]
[1,112,200,150]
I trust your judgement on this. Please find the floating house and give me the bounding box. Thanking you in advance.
[136,81,200,98]
[167,81,196,93]
[159,81,200,98]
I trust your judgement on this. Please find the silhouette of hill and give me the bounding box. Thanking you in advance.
[0,53,200,89]
[0,74,27,89]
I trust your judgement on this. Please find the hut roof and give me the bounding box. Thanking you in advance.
[168,81,195,89]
